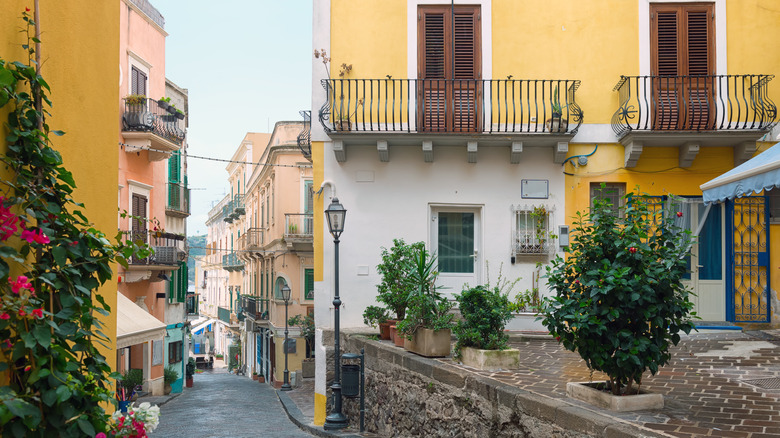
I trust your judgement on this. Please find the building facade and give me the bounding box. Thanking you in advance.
[310,0,780,424]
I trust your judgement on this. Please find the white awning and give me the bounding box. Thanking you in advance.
[116,293,166,349]
[191,319,216,336]
[701,142,780,204]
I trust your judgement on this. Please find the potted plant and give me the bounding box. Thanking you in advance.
[252,372,259,381]
[117,368,144,412]
[163,366,178,395]
[545,85,569,133]
[377,239,424,344]
[288,313,316,378]
[454,284,519,370]
[362,305,391,340]
[541,186,695,411]
[175,108,185,120]
[122,94,152,129]
[396,246,454,357]
[185,358,195,388]
[157,96,171,111]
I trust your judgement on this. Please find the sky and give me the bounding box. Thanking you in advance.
[152,0,313,236]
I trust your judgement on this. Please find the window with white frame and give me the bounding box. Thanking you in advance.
[513,205,554,255]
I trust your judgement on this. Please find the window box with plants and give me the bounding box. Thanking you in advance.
[396,246,454,358]
[454,281,519,371]
[540,187,695,411]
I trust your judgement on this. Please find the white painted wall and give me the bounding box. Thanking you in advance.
[316,143,566,330]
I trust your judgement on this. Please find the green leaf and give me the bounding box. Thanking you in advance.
[52,246,67,267]
[76,417,95,436]
[33,325,51,349]
[55,385,71,403]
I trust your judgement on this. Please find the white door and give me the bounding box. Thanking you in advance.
[680,199,726,321]
[430,207,481,295]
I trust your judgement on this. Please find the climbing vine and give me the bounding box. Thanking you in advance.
[0,10,147,437]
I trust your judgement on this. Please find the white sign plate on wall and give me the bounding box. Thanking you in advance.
[521,180,549,199]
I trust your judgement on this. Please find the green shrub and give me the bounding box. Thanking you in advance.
[164,367,179,384]
[362,305,390,328]
[541,187,696,395]
[376,239,424,320]
[120,369,144,390]
[454,285,512,359]
[396,246,454,339]
[186,358,196,377]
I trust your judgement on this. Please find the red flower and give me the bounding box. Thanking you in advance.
[2,339,11,348]
[677,211,683,217]
[18,309,26,317]
[70,241,78,246]
[556,336,561,342]
[0,201,19,241]
[32,308,43,319]
[574,279,580,285]
[10,275,32,294]
[629,247,637,254]
[25,7,30,12]
[0,313,9,320]
[24,365,31,372]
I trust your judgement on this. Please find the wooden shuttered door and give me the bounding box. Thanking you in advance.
[131,194,148,253]
[651,4,714,130]
[418,5,481,132]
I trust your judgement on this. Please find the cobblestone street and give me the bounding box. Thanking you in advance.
[150,368,314,438]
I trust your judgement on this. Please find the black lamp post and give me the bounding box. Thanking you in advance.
[323,197,348,430]
[281,283,292,391]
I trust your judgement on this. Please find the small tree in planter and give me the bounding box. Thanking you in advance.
[185,358,195,388]
[376,239,425,321]
[362,305,391,339]
[163,367,178,395]
[289,313,316,378]
[454,284,518,369]
[396,246,454,357]
[541,188,695,397]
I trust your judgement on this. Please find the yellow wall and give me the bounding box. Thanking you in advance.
[0,0,119,376]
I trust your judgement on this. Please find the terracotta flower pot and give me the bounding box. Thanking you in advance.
[379,322,391,340]
[390,325,405,347]
[258,376,265,383]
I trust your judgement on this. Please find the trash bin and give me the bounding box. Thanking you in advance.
[341,364,360,398]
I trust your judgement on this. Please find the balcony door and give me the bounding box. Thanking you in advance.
[418,5,481,133]
[651,3,715,130]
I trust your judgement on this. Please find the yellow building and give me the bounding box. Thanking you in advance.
[0,0,120,373]
[311,0,780,425]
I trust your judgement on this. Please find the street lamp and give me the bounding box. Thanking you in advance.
[281,283,292,391]
[324,197,348,430]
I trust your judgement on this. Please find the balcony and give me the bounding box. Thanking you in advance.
[121,97,186,161]
[237,228,263,252]
[297,110,311,161]
[217,306,231,324]
[242,296,270,321]
[284,213,313,253]
[232,194,245,217]
[120,230,186,268]
[166,183,190,218]
[222,253,244,272]
[223,201,233,223]
[319,78,583,162]
[612,75,777,166]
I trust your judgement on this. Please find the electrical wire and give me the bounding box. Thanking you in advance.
[118,142,312,169]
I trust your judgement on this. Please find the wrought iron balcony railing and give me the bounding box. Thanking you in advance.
[122,97,185,145]
[242,296,270,320]
[297,110,312,160]
[611,75,777,138]
[223,201,233,223]
[222,252,244,272]
[320,78,582,135]
[232,194,245,217]
[284,213,313,239]
[119,230,186,265]
[166,183,190,216]
[237,228,263,252]
[218,306,231,324]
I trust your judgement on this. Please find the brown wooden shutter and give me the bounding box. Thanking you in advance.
[651,4,714,130]
[131,66,147,96]
[417,5,481,132]
[131,193,148,245]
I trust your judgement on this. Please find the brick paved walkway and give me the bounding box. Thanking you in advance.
[440,330,780,438]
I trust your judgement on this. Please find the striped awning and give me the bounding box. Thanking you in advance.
[701,142,780,204]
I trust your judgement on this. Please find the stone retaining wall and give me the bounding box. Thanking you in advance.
[335,333,662,438]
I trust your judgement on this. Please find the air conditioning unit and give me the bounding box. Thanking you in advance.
[151,246,177,265]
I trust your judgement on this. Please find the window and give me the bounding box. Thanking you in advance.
[304,268,314,300]
[651,3,714,130]
[418,5,481,132]
[168,341,183,364]
[590,183,626,218]
[274,276,286,300]
[437,212,475,273]
[130,66,147,96]
[513,205,554,255]
[769,190,780,224]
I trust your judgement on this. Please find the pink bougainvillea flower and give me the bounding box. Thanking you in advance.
[95,433,107,438]
[70,240,78,246]
[677,211,683,217]
[0,203,19,241]
[18,309,26,317]
[24,365,31,372]
[34,230,50,244]
[21,228,49,244]
[10,275,32,294]
[629,247,637,254]
[0,313,9,320]
[2,339,11,348]
[20,229,36,243]
[32,308,43,319]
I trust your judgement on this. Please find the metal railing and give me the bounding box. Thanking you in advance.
[242,296,270,320]
[320,78,583,134]
[222,253,244,271]
[612,74,777,137]
[122,97,185,145]
[297,110,312,160]
[218,307,231,324]
[284,213,313,238]
[232,194,245,217]
[119,230,186,265]
[166,183,190,215]
[237,228,263,251]
[223,201,233,223]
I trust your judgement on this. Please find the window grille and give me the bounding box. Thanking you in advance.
[512,204,555,256]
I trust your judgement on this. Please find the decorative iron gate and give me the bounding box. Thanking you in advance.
[728,196,770,322]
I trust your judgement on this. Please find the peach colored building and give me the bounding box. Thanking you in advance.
[116,0,186,396]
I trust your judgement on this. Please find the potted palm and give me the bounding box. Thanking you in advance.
[541,187,695,411]
[454,284,519,370]
[163,366,178,395]
[396,246,454,357]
